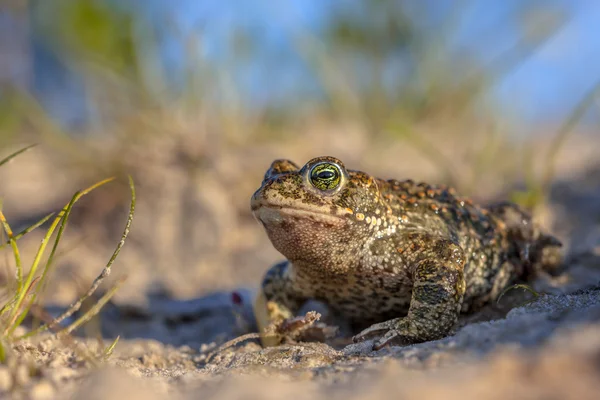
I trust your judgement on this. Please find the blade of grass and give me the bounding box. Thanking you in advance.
[0,203,11,298]
[0,144,37,168]
[0,210,23,291]
[3,196,78,335]
[0,287,37,317]
[30,188,96,309]
[497,283,540,305]
[0,296,17,316]
[4,177,116,336]
[102,335,120,360]
[18,176,135,340]
[5,276,40,329]
[0,212,55,250]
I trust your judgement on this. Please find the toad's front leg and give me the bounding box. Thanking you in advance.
[254,260,310,346]
[353,237,466,350]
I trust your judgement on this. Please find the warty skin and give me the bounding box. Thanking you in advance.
[251,156,563,350]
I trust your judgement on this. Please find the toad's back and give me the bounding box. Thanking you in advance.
[378,178,562,312]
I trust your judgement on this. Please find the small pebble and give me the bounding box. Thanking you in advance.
[0,367,13,391]
[14,364,30,387]
[30,381,55,400]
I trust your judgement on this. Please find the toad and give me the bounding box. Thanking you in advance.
[250,156,563,350]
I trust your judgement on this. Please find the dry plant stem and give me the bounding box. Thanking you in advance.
[18,176,136,340]
[204,333,263,364]
[0,210,23,291]
[60,276,127,336]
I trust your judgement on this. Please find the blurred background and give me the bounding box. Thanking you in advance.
[0,0,599,310]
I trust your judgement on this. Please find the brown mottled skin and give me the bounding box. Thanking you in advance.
[251,156,563,350]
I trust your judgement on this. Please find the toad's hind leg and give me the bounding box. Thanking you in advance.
[254,260,309,346]
[353,237,466,350]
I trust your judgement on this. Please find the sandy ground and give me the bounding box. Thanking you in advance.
[1,128,600,399]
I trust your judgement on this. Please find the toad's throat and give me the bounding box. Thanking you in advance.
[253,204,346,226]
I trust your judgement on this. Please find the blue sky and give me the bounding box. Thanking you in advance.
[28,1,600,128]
[489,1,600,123]
[154,0,600,124]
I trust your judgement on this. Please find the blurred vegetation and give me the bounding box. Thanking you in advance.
[0,0,595,207]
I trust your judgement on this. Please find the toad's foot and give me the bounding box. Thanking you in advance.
[353,318,434,350]
[352,318,409,350]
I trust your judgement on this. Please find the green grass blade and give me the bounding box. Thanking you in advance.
[18,176,135,340]
[497,283,540,305]
[3,197,77,335]
[0,297,17,316]
[29,193,91,312]
[0,212,55,251]
[5,177,116,337]
[3,276,40,334]
[102,335,120,360]
[0,144,37,168]
[0,210,23,291]
[9,277,41,330]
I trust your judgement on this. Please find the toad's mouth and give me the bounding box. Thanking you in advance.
[252,204,346,225]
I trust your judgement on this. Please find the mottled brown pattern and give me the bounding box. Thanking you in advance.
[251,156,563,350]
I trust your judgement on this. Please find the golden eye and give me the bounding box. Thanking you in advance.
[309,162,342,191]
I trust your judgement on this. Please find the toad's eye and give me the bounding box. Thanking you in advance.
[309,162,342,191]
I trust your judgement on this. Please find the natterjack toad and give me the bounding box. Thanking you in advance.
[250,156,563,350]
